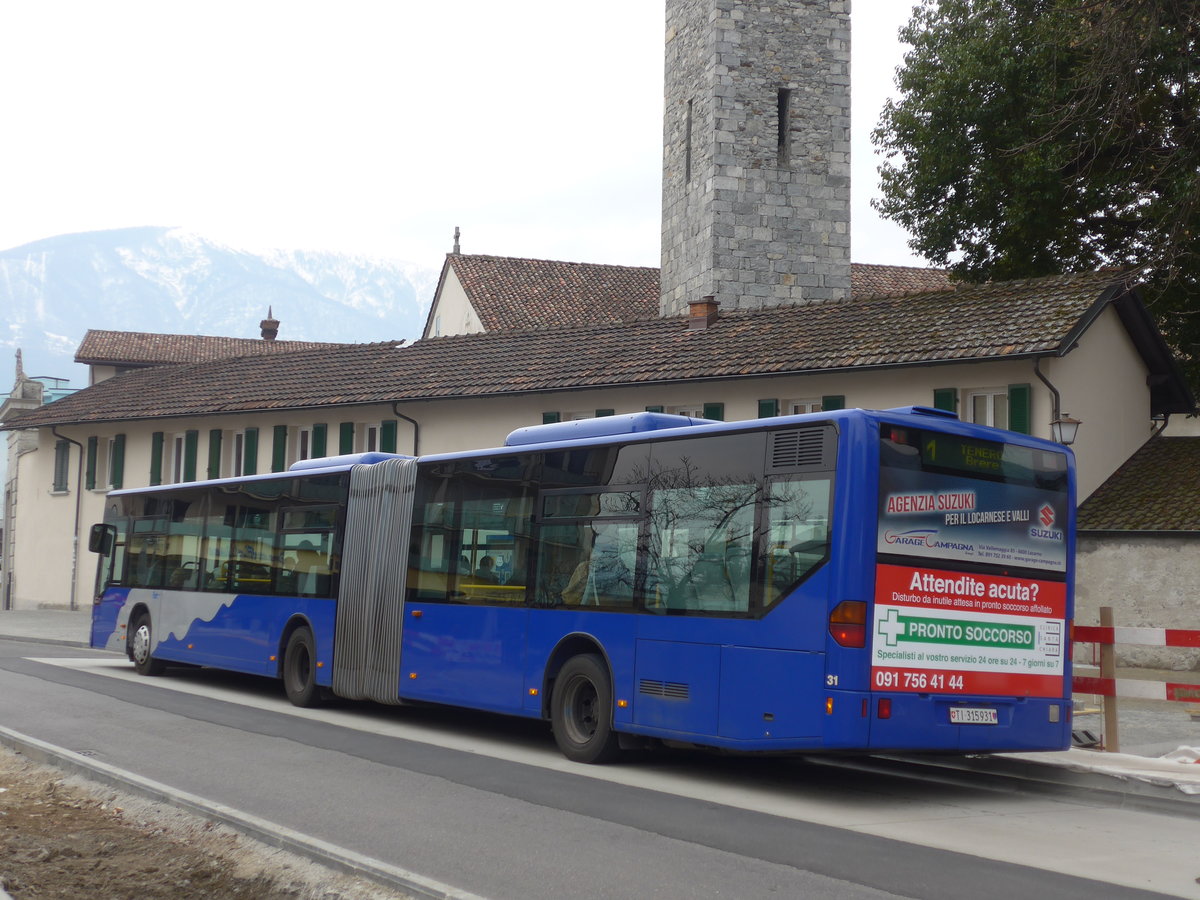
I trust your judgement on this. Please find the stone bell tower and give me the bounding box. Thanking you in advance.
[660,0,851,316]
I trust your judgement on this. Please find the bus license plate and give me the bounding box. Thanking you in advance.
[950,707,998,725]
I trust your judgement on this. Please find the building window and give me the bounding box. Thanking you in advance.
[52,440,70,492]
[232,431,245,477]
[361,424,379,453]
[85,436,97,490]
[106,438,119,488]
[669,405,702,418]
[171,435,185,484]
[297,427,312,462]
[786,399,823,415]
[967,390,1009,429]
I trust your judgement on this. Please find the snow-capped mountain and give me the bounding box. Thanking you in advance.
[1,226,440,386]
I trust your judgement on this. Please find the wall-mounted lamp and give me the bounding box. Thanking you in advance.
[1050,413,1081,445]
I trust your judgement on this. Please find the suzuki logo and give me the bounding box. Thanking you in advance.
[1039,504,1056,527]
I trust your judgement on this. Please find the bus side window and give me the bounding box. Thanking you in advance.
[762,477,832,608]
[165,495,207,590]
[649,483,756,613]
[126,532,167,588]
[556,521,636,608]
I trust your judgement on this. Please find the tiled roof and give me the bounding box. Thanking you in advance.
[449,255,662,330]
[1078,437,1200,531]
[850,263,953,296]
[4,271,1158,430]
[445,255,951,331]
[75,330,341,366]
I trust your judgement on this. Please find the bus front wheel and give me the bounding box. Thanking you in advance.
[129,612,166,677]
[283,627,322,708]
[552,654,621,764]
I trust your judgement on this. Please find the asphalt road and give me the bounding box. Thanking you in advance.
[1,637,1197,900]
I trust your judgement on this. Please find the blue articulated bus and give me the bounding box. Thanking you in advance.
[90,407,1075,762]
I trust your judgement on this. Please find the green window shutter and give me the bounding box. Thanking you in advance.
[311,423,327,458]
[111,434,125,490]
[933,388,958,413]
[644,405,664,414]
[272,425,288,472]
[149,432,164,486]
[183,430,199,481]
[339,422,355,454]
[243,427,259,475]
[702,402,725,421]
[595,408,615,417]
[542,412,561,424]
[85,437,98,490]
[207,430,223,480]
[52,440,70,492]
[758,399,779,418]
[821,395,845,411]
[380,419,398,453]
[1008,383,1032,435]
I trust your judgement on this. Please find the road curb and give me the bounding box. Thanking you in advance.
[0,725,487,900]
[834,752,1200,817]
[0,634,90,649]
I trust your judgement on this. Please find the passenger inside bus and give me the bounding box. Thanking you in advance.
[473,555,499,584]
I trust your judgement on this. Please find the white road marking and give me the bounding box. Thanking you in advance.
[31,656,1200,898]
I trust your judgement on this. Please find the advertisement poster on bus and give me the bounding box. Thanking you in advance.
[877,462,1069,574]
[871,563,1066,697]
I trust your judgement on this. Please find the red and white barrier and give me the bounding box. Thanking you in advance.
[1072,624,1200,703]
[1072,675,1200,704]
[1073,625,1200,650]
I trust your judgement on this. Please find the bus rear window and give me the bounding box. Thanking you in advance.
[878,427,1069,574]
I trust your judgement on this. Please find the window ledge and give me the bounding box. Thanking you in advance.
[48,490,70,497]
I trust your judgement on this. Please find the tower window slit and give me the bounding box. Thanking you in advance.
[777,88,792,167]
[685,98,693,183]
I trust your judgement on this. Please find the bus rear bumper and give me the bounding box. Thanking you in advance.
[862,692,1072,752]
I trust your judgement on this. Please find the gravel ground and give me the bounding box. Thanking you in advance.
[0,745,417,900]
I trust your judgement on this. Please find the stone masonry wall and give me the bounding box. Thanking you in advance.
[1076,535,1200,671]
[661,0,851,317]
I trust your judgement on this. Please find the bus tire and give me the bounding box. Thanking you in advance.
[129,611,166,677]
[283,627,322,708]
[552,653,621,764]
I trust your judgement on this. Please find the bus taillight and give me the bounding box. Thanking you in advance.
[829,600,867,647]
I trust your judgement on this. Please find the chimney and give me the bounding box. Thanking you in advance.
[452,226,461,255]
[260,306,280,341]
[688,296,720,331]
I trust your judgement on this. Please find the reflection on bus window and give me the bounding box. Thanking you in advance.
[648,483,756,613]
[764,477,832,607]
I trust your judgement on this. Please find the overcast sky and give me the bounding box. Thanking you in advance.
[0,1,922,273]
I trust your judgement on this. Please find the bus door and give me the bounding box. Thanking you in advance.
[399,456,536,714]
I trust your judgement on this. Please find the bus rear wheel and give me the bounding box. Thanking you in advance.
[552,654,620,764]
[283,627,323,708]
[129,611,166,676]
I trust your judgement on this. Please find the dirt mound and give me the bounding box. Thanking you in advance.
[0,746,413,899]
